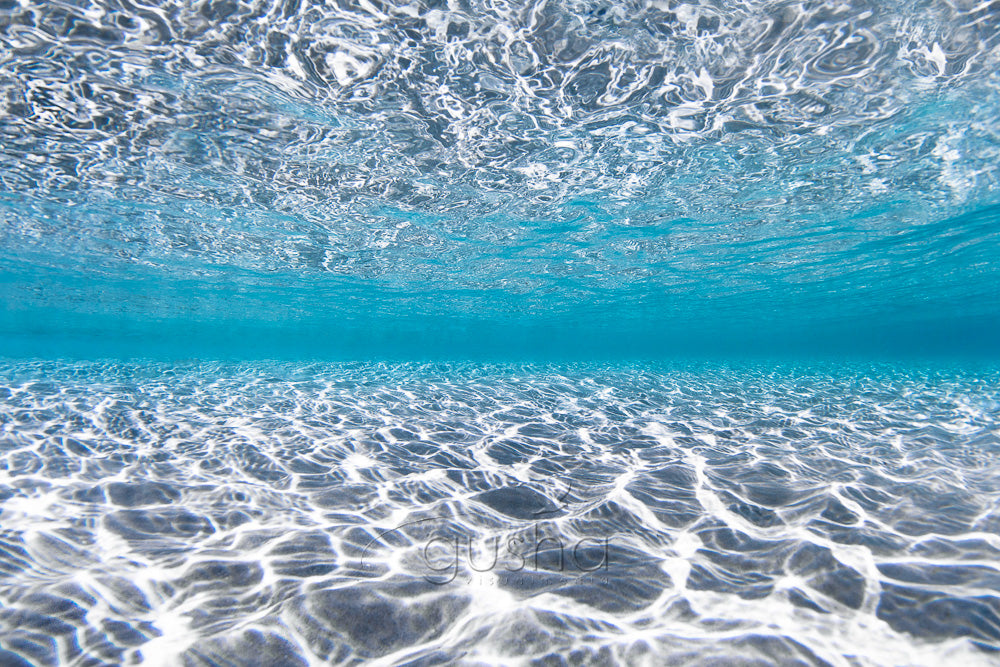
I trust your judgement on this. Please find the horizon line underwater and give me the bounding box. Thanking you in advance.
[1,0,1000,665]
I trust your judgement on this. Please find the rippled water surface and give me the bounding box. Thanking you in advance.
[1,0,999,354]
[0,360,999,666]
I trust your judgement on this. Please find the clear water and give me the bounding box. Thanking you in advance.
[1,1,1000,665]
[1,360,1000,665]
[1,0,999,358]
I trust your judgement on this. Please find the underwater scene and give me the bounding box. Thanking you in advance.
[1,0,1000,665]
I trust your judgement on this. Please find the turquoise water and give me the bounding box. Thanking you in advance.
[1,0,999,360]
[2,1,1000,665]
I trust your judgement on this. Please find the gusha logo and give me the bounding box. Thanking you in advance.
[361,480,613,585]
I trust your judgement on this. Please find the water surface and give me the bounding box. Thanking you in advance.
[1,0,999,356]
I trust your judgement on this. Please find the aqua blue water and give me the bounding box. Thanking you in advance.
[1,1,1000,665]
[1,0,999,359]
